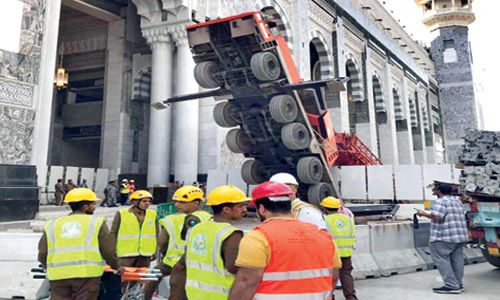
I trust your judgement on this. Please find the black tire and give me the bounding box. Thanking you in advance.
[297,156,324,184]
[194,61,220,89]
[226,129,252,153]
[307,183,334,207]
[482,248,500,268]
[213,101,238,128]
[241,160,266,185]
[269,95,298,123]
[250,52,281,81]
[281,122,311,150]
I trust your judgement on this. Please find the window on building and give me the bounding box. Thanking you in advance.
[443,39,457,63]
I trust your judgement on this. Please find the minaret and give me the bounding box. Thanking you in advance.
[415,0,481,163]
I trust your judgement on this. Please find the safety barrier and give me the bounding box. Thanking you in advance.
[352,225,381,279]
[463,247,486,265]
[370,222,427,276]
[413,222,435,270]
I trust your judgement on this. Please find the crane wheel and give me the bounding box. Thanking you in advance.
[269,95,298,123]
[194,61,220,89]
[297,156,324,184]
[213,101,238,128]
[250,52,281,81]
[281,122,311,150]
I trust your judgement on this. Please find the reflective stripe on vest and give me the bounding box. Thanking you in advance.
[185,221,238,300]
[120,183,129,194]
[160,213,187,267]
[324,214,356,258]
[45,214,105,281]
[116,209,157,257]
[190,210,212,222]
[291,200,316,219]
[254,219,334,300]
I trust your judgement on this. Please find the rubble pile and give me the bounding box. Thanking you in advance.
[459,129,500,196]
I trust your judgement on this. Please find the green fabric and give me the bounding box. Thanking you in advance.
[185,221,238,300]
[116,209,157,257]
[325,213,356,257]
[45,214,105,280]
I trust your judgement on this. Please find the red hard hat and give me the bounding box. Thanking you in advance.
[249,181,295,205]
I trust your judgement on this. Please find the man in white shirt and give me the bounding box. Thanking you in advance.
[269,173,327,230]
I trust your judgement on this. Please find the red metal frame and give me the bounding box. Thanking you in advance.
[335,133,383,166]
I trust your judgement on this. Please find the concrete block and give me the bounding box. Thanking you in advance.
[65,167,78,183]
[367,165,393,200]
[352,225,381,279]
[207,169,228,195]
[340,166,367,200]
[463,247,486,265]
[412,222,435,270]
[95,169,109,199]
[394,165,424,201]
[48,166,63,193]
[370,222,427,276]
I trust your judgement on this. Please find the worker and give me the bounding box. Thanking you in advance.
[110,190,158,268]
[269,172,327,230]
[229,181,340,300]
[119,179,130,205]
[128,179,136,193]
[321,196,358,300]
[37,188,123,300]
[143,185,212,300]
[175,185,248,300]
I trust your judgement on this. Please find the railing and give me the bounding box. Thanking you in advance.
[424,6,473,18]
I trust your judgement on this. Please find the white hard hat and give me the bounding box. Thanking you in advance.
[270,173,298,186]
[130,179,135,183]
[122,179,128,182]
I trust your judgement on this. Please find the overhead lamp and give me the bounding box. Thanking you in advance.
[54,54,69,90]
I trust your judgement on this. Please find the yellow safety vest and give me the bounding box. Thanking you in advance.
[116,209,157,257]
[45,214,105,281]
[120,183,129,194]
[185,221,239,300]
[160,210,212,267]
[324,213,356,257]
[291,200,316,219]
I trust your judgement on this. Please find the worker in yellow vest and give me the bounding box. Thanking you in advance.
[143,185,212,300]
[119,179,130,205]
[37,188,123,300]
[321,196,358,300]
[110,190,158,268]
[172,185,248,300]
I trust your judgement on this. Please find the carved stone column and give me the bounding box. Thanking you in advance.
[172,28,199,184]
[144,29,174,187]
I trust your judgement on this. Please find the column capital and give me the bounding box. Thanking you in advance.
[143,27,174,50]
[170,23,191,46]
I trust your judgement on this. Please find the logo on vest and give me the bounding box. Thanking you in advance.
[191,234,207,256]
[335,219,346,231]
[147,220,154,226]
[61,222,82,238]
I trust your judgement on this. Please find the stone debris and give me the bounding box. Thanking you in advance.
[459,129,500,196]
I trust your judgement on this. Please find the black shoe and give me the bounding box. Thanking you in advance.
[433,286,462,294]
[459,284,465,292]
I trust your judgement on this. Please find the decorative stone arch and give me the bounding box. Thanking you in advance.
[132,67,152,101]
[372,70,385,113]
[408,93,418,128]
[392,84,404,121]
[255,0,293,54]
[308,30,334,79]
[345,53,363,102]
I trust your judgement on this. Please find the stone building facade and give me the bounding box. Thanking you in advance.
[0,0,481,188]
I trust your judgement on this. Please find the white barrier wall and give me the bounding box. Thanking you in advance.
[367,165,394,200]
[48,166,64,193]
[65,167,79,184]
[422,165,453,200]
[341,164,457,201]
[340,166,367,200]
[394,165,423,201]
[95,169,110,199]
[227,169,248,195]
[207,169,228,194]
[80,168,95,188]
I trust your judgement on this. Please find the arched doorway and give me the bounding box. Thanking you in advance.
[255,1,293,54]
[372,72,386,157]
[346,57,367,134]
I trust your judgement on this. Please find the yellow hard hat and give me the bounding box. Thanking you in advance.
[173,186,205,202]
[129,190,153,201]
[320,196,341,209]
[207,185,251,206]
[64,188,100,203]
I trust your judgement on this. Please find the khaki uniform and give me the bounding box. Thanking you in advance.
[38,212,119,300]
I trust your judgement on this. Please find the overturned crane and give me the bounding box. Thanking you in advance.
[153,11,381,205]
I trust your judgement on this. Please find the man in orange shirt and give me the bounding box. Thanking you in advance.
[229,181,341,300]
